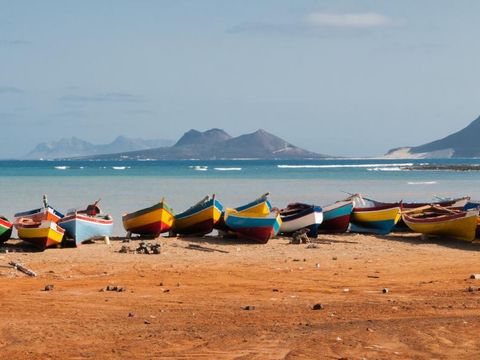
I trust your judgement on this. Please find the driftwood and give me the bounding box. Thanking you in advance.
[186,244,229,254]
[9,261,37,277]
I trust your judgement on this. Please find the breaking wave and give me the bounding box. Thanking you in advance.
[407,181,438,185]
[54,166,69,170]
[214,167,242,171]
[278,163,414,169]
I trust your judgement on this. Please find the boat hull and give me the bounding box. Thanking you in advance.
[59,214,113,246]
[16,221,65,250]
[173,198,223,236]
[280,205,323,237]
[122,202,174,236]
[402,211,478,241]
[225,212,282,244]
[318,201,353,233]
[14,206,64,224]
[0,217,13,243]
[216,197,272,232]
[350,205,401,235]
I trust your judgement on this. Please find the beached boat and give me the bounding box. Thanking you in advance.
[224,210,282,243]
[14,195,64,224]
[0,216,13,243]
[15,219,65,250]
[347,194,401,235]
[122,199,175,237]
[279,203,323,237]
[317,200,353,233]
[59,201,113,246]
[402,206,478,241]
[173,195,223,236]
[215,193,272,232]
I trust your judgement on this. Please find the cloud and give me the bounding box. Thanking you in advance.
[0,86,23,94]
[306,12,392,28]
[0,39,31,47]
[228,11,393,35]
[59,92,145,103]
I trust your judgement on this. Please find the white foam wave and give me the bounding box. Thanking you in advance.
[367,167,403,171]
[54,166,69,170]
[214,167,242,171]
[407,181,438,185]
[277,163,413,169]
[112,166,129,170]
[190,165,208,171]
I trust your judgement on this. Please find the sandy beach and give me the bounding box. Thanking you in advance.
[0,234,479,359]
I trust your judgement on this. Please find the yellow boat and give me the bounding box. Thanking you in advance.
[402,206,478,241]
[15,219,65,250]
[173,195,223,236]
[122,199,175,236]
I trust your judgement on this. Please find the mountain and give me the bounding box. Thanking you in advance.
[25,136,173,160]
[85,128,330,160]
[385,115,480,159]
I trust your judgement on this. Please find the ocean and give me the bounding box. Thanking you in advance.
[1,158,479,234]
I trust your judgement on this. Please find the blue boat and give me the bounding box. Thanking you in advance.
[279,203,323,237]
[58,202,113,246]
[224,210,282,243]
[173,195,223,235]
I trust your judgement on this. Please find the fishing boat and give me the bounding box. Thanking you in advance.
[122,199,175,237]
[224,210,282,244]
[59,201,113,246]
[347,194,401,235]
[317,200,353,233]
[215,193,272,232]
[14,195,64,224]
[15,219,65,250]
[402,206,478,241]
[173,195,223,236]
[0,216,13,243]
[279,203,323,237]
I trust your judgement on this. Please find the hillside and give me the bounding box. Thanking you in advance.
[85,129,330,160]
[385,115,480,158]
[25,136,173,160]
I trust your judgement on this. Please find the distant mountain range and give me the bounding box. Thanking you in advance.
[25,136,173,160]
[82,128,330,160]
[385,115,480,158]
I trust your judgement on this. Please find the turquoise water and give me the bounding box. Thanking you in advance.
[1,159,479,234]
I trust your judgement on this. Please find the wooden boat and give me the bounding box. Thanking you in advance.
[173,195,223,236]
[15,219,65,250]
[347,194,401,235]
[122,199,175,237]
[279,203,323,237]
[14,195,64,224]
[59,201,114,246]
[215,193,272,232]
[224,210,282,244]
[0,216,13,244]
[402,206,478,241]
[317,200,353,233]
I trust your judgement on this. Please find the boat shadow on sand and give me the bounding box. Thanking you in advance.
[374,233,480,252]
[0,239,46,253]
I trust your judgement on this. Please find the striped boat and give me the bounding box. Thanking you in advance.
[59,202,113,246]
[15,219,65,250]
[224,210,282,244]
[317,200,353,233]
[279,203,323,237]
[347,194,401,235]
[402,206,478,241]
[215,193,272,232]
[0,216,13,243]
[14,195,64,224]
[122,199,175,237]
[173,195,223,236]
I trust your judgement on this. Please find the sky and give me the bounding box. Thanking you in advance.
[1,0,480,158]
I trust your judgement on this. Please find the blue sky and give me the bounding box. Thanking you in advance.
[1,0,480,158]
